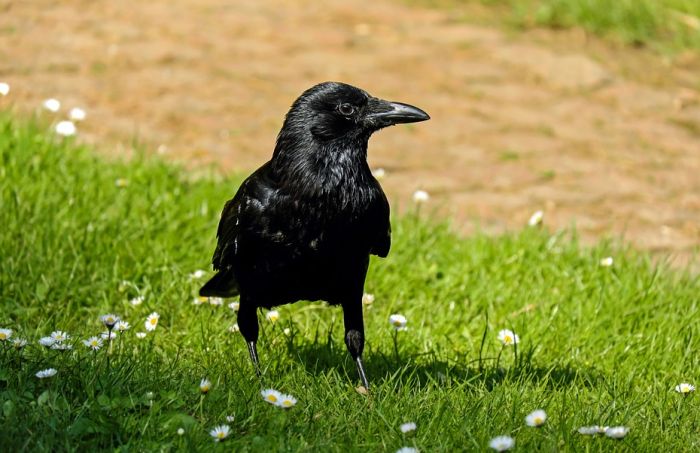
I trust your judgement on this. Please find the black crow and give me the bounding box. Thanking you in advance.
[200,82,429,388]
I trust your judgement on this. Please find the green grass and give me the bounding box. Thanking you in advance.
[1,112,699,451]
[413,0,700,52]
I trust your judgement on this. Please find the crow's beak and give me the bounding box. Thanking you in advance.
[365,98,430,128]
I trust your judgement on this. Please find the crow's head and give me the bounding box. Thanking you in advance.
[279,82,430,143]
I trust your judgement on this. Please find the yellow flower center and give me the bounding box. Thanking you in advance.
[150,318,157,325]
[217,432,225,439]
[282,400,292,407]
[0,333,6,340]
[534,417,543,425]
[266,395,278,403]
[504,335,512,344]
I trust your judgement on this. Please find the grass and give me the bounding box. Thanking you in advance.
[412,0,700,52]
[1,112,699,451]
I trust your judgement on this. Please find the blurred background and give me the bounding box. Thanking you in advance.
[1,0,699,266]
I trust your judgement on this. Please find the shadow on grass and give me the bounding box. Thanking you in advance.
[286,339,604,391]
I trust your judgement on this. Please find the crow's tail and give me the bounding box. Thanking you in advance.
[199,268,240,298]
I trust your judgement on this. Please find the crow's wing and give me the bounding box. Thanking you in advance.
[369,190,391,258]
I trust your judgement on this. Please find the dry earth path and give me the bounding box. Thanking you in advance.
[2,0,699,267]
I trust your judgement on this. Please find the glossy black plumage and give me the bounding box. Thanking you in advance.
[200,82,429,388]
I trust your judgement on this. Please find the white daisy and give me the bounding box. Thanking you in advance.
[199,378,212,393]
[116,321,130,332]
[577,425,608,435]
[525,409,547,427]
[372,168,386,180]
[497,329,519,346]
[675,383,695,394]
[261,388,282,405]
[39,336,56,347]
[396,448,419,453]
[115,178,129,188]
[412,190,430,203]
[228,323,240,333]
[136,332,147,339]
[130,296,144,306]
[278,393,297,408]
[226,415,235,422]
[389,314,407,331]
[69,107,86,121]
[51,342,73,350]
[145,312,160,331]
[400,422,417,433]
[177,428,185,436]
[43,98,61,112]
[0,328,12,341]
[189,270,206,279]
[209,297,224,306]
[228,301,240,312]
[13,338,28,349]
[266,310,280,323]
[283,327,291,336]
[36,368,58,379]
[605,426,629,439]
[362,293,375,305]
[600,257,614,267]
[0,82,9,96]
[101,313,120,329]
[193,296,207,305]
[55,120,76,136]
[528,210,544,226]
[51,331,70,342]
[83,336,103,351]
[100,331,117,340]
[489,435,515,451]
[209,424,230,442]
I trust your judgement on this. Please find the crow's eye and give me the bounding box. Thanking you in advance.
[338,103,355,116]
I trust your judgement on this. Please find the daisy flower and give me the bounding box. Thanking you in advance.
[228,323,240,333]
[389,314,407,331]
[412,190,430,203]
[36,368,58,379]
[193,296,207,305]
[525,409,547,427]
[372,168,386,180]
[116,320,130,332]
[145,312,160,331]
[189,270,206,279]
[55,120,76,136]
[283,327,291,336]
[51,331,70,342]
[51,342,73,350]
[278,393,297,408]
[199,378,212,393]
[130,295,144,306]
[43,98,61,112]
[136,332,147,339]
[261,388,282,405]
[39,336,56,347]
[115,178,129,188]
[577,425,608,435]
[528,210,544,226]
[266,310,280,323]
[675,383,695,394]
[489,435,515,451]
[0,328,12,341]
[101,314,120,329]
[177,428,185,436]
[100,331,117,340]
[396,448,419,453]
[400,422,417,433]
[83,336,103,351]
[209,297,224,306]
[13,338,28,350]
[228,301,240,312]
[226,415,235,422]
[209,424,230,442]
[605,426,629,439]
[497,329,519,346]
[362,293,375,305]
[0,82,9,96]
[69,107,86,121]
[600,257,614,267]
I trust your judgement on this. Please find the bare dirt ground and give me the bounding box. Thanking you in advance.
[2,0,699,267]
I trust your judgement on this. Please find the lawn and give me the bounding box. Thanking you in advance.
[1,112,699,451]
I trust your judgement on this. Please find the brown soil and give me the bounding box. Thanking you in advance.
[1,0,699,267]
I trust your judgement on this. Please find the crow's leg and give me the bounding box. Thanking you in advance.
[238,302,261,377]
[343,302,369,389]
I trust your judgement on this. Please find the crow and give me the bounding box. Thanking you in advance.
[199,82,429,388]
